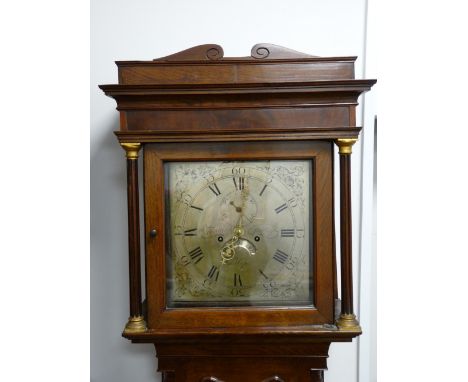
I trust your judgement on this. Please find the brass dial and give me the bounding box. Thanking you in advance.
[166,160,312,307]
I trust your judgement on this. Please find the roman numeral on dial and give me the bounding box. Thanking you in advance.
[188,246,204,264]
[258,269,269,279]
[234,273,243,287]
[183,228,197,236]
[207,265,219,281]
[280,229,295,237]
[208,183,221,196]
[273,249,289,264]
[274,203,288,214]
[259,184,267,196]
[233,177,245,190]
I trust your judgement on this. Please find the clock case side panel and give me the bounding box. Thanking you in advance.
[143,146,166,326]
[143,141,334,330]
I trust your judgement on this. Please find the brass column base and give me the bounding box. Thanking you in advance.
[336,313,362,332]
[123,315,147,334]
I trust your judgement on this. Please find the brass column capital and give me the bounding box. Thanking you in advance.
[121,142,142,159]
[335,138,358,154]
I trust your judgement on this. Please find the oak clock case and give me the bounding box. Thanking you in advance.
[99,43,376,382]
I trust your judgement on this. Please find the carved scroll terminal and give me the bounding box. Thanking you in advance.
[155,44,224,61]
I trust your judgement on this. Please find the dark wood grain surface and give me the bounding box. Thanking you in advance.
[339,154,354,316]
[126,157,143,317]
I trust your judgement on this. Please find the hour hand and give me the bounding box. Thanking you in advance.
[229,200,242,213]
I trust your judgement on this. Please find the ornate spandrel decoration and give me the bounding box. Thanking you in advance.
[269,164,306,209]
[154,43,317,62]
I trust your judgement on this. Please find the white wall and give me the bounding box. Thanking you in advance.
[91,1,375,381]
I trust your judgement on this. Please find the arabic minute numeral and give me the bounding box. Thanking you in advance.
[230,287,244,297]
[180,256,190,266]
[205,175,215,184]
[232,167,246,175]
[286,257,298,271]
[182,192,193,206]
[296,229,305,238]
[288,197,297,207]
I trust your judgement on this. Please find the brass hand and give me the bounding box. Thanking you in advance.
[220,224,243,264]
[220,235,256,264]
[229,200,242,213]
[220,180,254,264]
[220,237,238,264]
[220,220,256,264]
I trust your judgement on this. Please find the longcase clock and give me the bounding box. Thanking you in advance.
[100,43,376,382]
